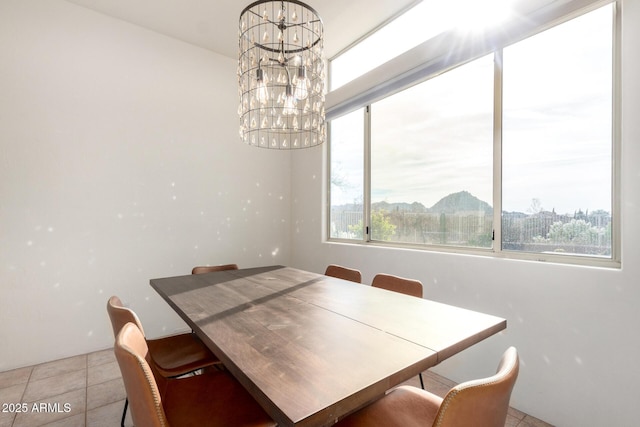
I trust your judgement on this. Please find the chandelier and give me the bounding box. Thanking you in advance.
[238,1,325,149]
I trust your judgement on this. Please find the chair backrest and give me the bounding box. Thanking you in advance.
[325,264,362,283]
[371,273,423,298]
[191,263,239,275]
[107,295,146,338]
[114,322,169,427]
[432,347,520,427]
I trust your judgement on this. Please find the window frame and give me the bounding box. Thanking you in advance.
[326,0,621,268]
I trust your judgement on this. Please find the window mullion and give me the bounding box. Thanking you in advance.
[611,0,621,263]
[493,49,504,253]
[364,105,372,242]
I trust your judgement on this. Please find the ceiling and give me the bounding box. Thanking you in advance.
[65,0,418,59]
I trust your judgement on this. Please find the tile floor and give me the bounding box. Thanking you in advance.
[0,349,553,427]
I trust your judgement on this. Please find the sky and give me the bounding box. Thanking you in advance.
[330,1,613,216]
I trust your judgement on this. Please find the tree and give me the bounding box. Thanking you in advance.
[349,210,396,241]
[527,198,544,214]
[547,219,603,245]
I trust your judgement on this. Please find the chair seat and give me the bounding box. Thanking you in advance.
[147,332,219,377]
[163,369,275,427]
[337,386,442,427]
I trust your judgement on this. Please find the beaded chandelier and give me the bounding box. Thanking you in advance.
[238,1,325,149]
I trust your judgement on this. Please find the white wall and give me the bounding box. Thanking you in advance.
[2,0,638,425]
[290,0,640,425]
[0,0,291,371]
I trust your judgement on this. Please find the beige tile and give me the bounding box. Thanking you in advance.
[0,383,28,427]
[87,349,115,368]
[0,413,16,427]
[420,375,452,398]
[0,367,32,389]
[87,377,125,410]
[86,399,132,427]
[0,382,28,403]
[508,406,527,421]
[40,413,85,427]
[0,383,27,426]
[505,413,521,427]
[424,370,457,388]
[87,361,121,387]
[399,374,421,388]
[30,356,86,382]
[12,388,85,427]
[519,415,555,427]
[22,370,86,403]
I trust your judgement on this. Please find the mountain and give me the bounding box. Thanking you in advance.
[430,191,493,214]
[334,191,493,215]
[372,201,428,213]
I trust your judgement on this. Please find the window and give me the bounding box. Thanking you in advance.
[370,55,494,247]
[330,0,518,91]
[330,1,453,91]
[329,110,364,239]
[328,1,618,266]
[501,6,613,257]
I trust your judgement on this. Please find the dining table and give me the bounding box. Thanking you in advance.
[150,265,506,427]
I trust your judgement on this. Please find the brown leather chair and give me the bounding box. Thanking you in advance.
[325,264,362,283]
[335,347,519,427]
[192,263,238,275]
[107,296,220,426]
[114,322,275,427]
[371,273,425,387]
[371,273,423,298]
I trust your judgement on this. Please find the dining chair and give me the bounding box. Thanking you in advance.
[335,347,520,427]
[325,264,362,283]
[114,322,276,427]
[191,263,238,275]
[107,296,220,427]
[371,273,423,298]
[371,273,425,387]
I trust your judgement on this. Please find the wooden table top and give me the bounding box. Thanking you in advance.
[150,266,506,427]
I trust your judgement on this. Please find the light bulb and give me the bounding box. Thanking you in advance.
[293,66,310,100]
[282,85,297,116]
[255,68,269,105]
